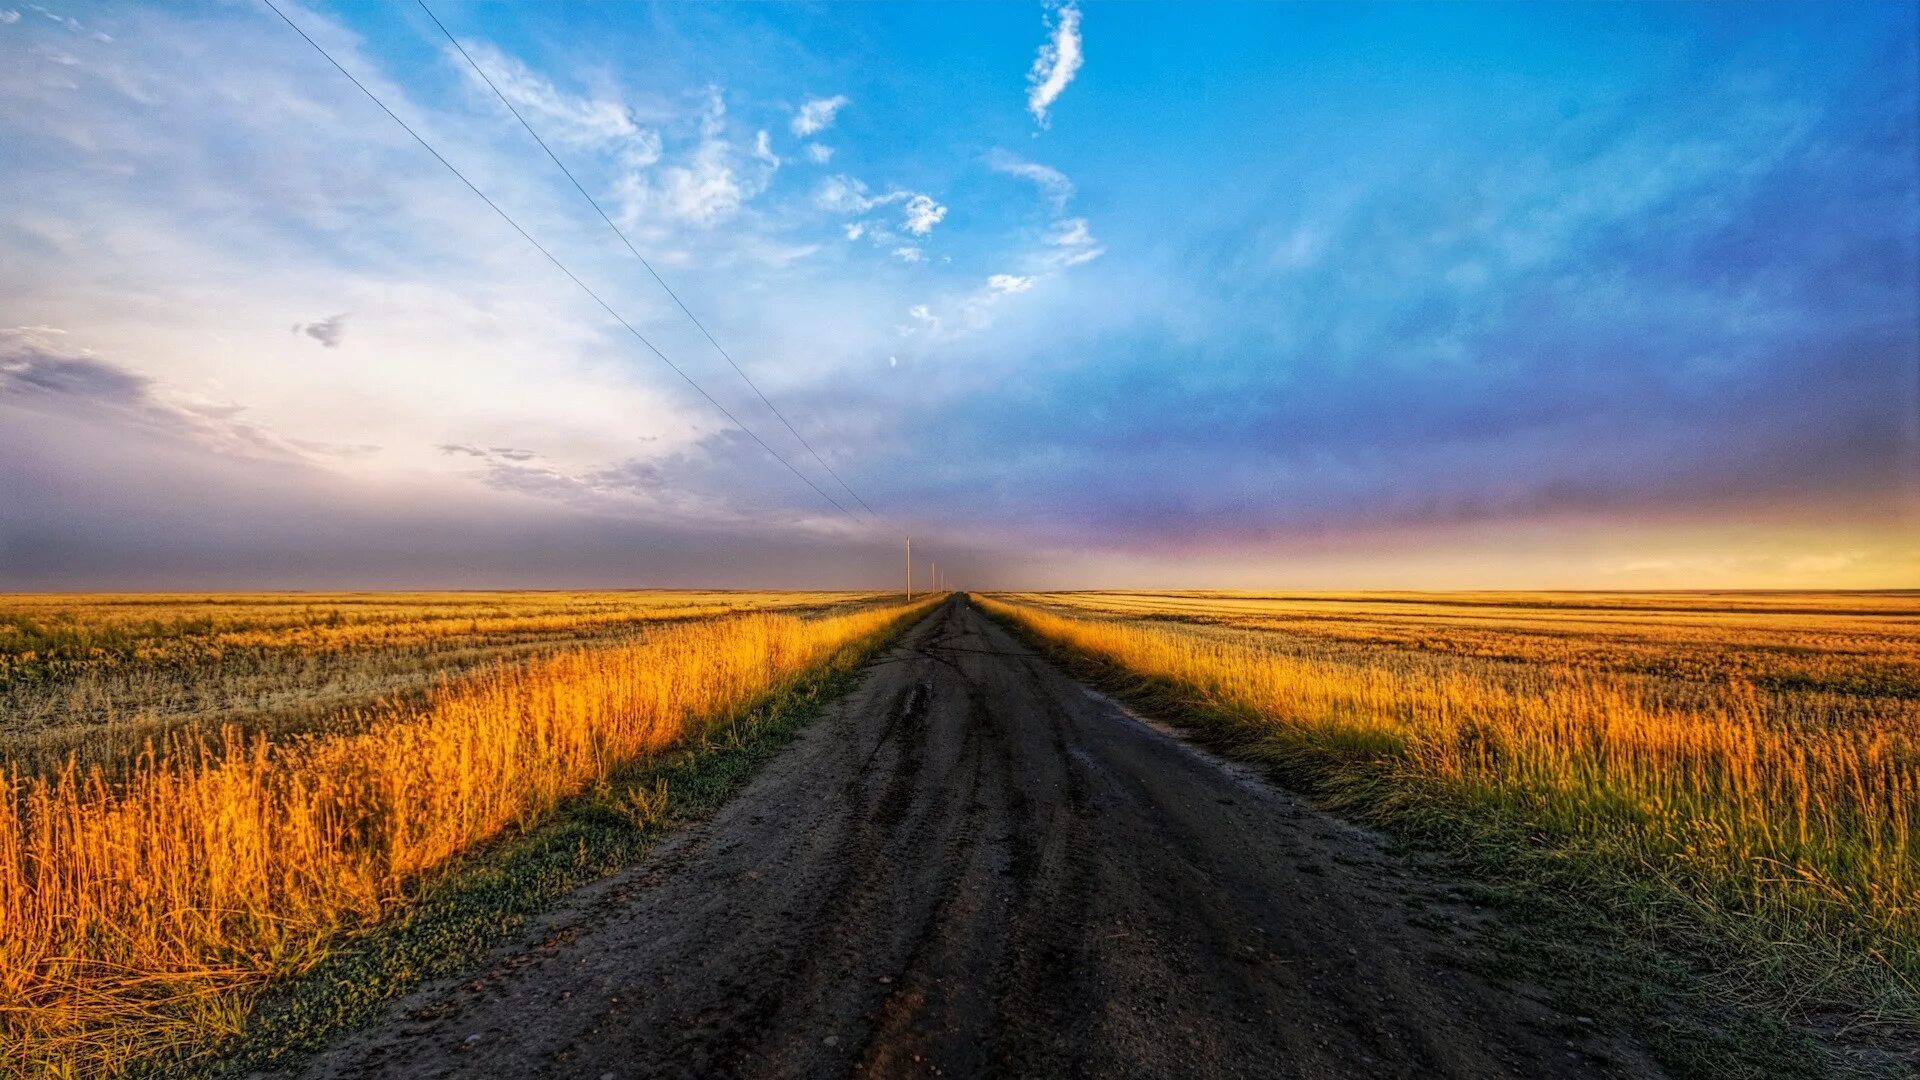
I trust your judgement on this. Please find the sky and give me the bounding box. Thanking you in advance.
[1,1,1916,590]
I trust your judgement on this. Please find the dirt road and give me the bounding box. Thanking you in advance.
[300,596,1661,1079]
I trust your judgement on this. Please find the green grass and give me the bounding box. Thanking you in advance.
[981,605,1878,1080]
[129,620,907,1079]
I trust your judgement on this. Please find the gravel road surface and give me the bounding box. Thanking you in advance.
[298,595,1661,1079]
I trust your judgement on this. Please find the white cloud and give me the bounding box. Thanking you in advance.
[791,94,849,136]
[987,273,1035,294]
[985,149,1074,210]
[902,193,947,236]
[818,177,945,240]
[0,10,20,24]
[804,142,833,164]
[752,129,780,167]
[908,304,940,331]
[695,86,727,138]
[610,90,778,228]
[449,41,652,152]
[660,144,745,225]
[979,150,1100,282]
[844,222,866,240]
[617,130,664,169]
[1050,217,1091,246]
[445,40,835,237]
[1027,2,1083,128]
[892,246,924,264]
[816,174,883,213]
[1046,216,1105,265]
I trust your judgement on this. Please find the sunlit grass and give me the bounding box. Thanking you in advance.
[0,590,888,776]
[0,591,880,669]
[980,590,1920,1028]
[0,592,935,1077]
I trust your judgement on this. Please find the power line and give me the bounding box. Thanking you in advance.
[259,0,863,527]
[416,0,898,535]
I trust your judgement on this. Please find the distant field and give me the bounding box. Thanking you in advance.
[980,591,1920,1035]
[0,590,929,1076]
[1,590,881,775]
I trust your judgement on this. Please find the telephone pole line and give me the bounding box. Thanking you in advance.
[905,536,913,601]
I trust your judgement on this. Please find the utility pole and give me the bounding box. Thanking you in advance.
[905,536,912,600]
[932,561,937,595]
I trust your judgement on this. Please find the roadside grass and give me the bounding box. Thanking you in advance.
[128,604,919,1079]
[978,598,1913,1080]
[4,597,938,1079]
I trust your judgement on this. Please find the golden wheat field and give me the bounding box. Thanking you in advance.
[0,591,882,775]
[0,590,933,1076]
[979,590,1920,1026]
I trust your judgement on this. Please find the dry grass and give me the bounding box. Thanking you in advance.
[980,590,1920,1029]
[1,591,883,776]
[0,592,933,1077]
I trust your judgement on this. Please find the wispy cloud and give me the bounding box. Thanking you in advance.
[817,175,947,240]
[790,94,849,136]
[1,328,319,461]
[985,149,1074,210]
[613,89,774,227]
[1044,216,1104,266]
[629,147,748,225]
[448,40,654,152]
[441,37,799,234]
[1026,2,1083,128]
[293,313,347,348]
[438,442,537,462]
[815,174,881,213]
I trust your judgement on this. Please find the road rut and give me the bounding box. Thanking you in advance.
[297,596,1662,1079]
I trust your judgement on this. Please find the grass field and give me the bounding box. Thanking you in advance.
[979,591,1920,1041]
[0,590,933,1077]
[8,588,1914,1074]
[0,591,880,776]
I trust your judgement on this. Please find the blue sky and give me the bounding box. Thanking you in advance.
[1,1,1916,589]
